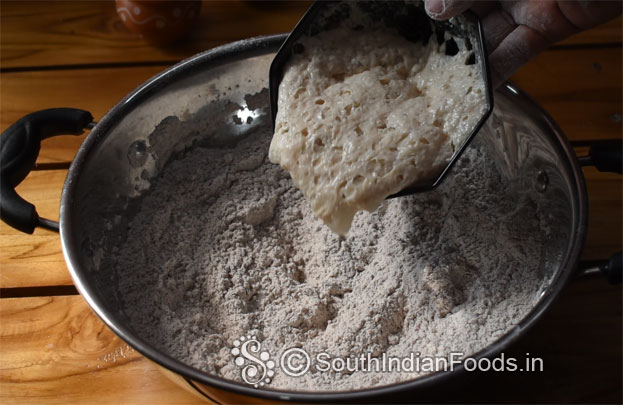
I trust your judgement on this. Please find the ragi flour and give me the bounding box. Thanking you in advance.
[114,122,546,391]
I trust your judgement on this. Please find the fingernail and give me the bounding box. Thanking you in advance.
[425,0,444,15]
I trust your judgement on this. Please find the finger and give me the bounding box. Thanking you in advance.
[488,24,550,88]
[557,0,622,31]
[506,0,579,43]
[480,7,517,55]
[424,0,474,20]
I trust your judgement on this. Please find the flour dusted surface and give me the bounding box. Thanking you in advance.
[115,125,544,391]
[269,28,486,235]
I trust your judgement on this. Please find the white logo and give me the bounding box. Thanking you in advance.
[231,335,275,388]
[231,340,544,385]
[280,347,311,377]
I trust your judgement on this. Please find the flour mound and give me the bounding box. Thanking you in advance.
[115,123,545,391]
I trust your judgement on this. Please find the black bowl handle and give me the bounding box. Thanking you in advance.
[602,252,622,284]
[0,108,94,234]
[577,252,622,284]
[574,139,622,283]
[577,139,622,174]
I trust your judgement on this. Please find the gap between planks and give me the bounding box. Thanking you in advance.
[0,285,78,298]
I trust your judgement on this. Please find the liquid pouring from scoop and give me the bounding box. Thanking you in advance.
[268,0,493,235]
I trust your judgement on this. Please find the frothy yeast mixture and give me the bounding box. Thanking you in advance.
[269,28,486,234]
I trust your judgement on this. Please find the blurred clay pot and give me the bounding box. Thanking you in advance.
[116,0,201,45]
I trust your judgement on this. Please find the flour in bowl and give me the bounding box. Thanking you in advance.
[269,27,486,235]
[114,115,547,391]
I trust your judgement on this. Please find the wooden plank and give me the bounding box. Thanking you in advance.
[1,46,620,165]
[0,2,619,70]
[0,0,311,69]
[0,66,164,163]
[0,296,205,404]
[0,170,72,288]
[556,16,622,46]
[2,170,64,225]
[0,279,619,403]
[583,168,623,261]
[0,166,620,289]
[511,47,622,142]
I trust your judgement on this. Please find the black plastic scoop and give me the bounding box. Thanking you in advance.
[268,0,493,197]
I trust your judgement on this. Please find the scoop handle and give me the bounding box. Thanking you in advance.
[0,108,93,234]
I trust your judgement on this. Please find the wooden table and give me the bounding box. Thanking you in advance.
[0,2,621,403]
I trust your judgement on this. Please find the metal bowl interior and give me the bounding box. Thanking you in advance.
[60,34,586,402]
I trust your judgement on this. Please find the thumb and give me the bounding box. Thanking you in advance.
[425,0,474,20]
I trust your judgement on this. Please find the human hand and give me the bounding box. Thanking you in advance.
[424,0,622,87]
